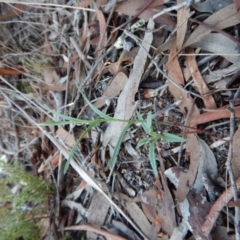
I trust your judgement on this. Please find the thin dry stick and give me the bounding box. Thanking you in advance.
[152,1,187,21]
[70,37,91,69]
[0,0,96,11]
[83,45,115,86]
[202,177,240,237]
[98,0,117,50]
[64,224,127,240]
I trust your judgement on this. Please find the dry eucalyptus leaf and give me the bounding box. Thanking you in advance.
[121,193,159,239]
[186,189,212,240]
[56,128,76,148]
[43,64,59,84]
[186,48,216,109]
[87,191,110,239]
[184,3,240,48]
[167,41,199,123]
[103,19,154,148]
[193,0,233,13]
[176,0,190,50]
[232,126,240,179]
[190,33,240,64]
[114,0,175,26]
[204,62,240,84]
[93,72,128,108]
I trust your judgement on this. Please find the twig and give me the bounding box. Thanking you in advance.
[64,224,127,240]
[202,177,240,237]
[97,0,117,53]
[70,37,91,69]
[152,1,187,21]
[83,45,115,86]
[0,1,96,12]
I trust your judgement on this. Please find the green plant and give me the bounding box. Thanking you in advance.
[42,86,185,176]
[136,111,185,176]
[0,160,52,240]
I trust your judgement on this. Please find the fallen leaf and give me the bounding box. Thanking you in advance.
[121,193,159,239]
[33,83,67,91]
[167,40,199,123]
[191,106,240,126]
[114,0,175,26]
[37,217,50,238]
[176,0,190,50]
[94,6,108,53]
[175,134,200,201]
[0,68,24,76]
[228,198,240,208]
[56,128,76,148]
[165,134,216,202]
[189,33,240,64]
[193,0,232,13]
[184,4,240,48]
[64,224,127,240]
[38,154,59,173]
[155,175,176,236]
[43,64,60,84]
[76,0,92,8]
[93,72,128,108]
[103,19,154,147]
[154,37,176,57]
[112,220,139,240]
[204,62,240,84]
[232,126,240,179]
[87,191,110,239]
[61,200,88,223]
[186,48,216,109]
[133,189,161,231]
[191,137,218,193]
[233,0,240,21]
[186,189,212,240]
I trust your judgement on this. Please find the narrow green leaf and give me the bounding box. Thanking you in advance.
[136,111,150,134]
[149,141,158,176]
[146,111,152,131]
[136,137,151,148]
[64,121,98,173]
[76,85,112,120]
[162,132,186,143]
[40,119,91,126]
[109,123,132,168]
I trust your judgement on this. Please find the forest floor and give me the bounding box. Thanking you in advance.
[0,1,240,240]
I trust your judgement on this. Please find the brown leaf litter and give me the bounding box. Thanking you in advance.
[1,1,240,240]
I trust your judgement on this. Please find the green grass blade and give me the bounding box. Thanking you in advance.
[149,141,158,176]
[109,122,132,168]
[76,85,112,120]
[40,119,92,126]
[162,132,186,143]
[63,121,98,173]
[136,111,150,134]
[146,111,152,131]
[136,137,151,148]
